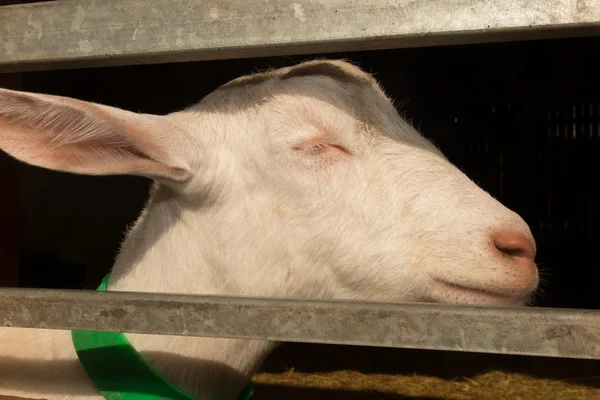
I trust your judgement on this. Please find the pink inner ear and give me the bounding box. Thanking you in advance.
[0,120,186,180]
[0,89,188,181]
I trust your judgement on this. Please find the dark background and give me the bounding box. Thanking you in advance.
[1,33,600,396]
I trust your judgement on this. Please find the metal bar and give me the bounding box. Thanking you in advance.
[1,287,599,360]
[1,0,600,72]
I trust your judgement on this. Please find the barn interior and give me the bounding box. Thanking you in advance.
[1,33,600,399]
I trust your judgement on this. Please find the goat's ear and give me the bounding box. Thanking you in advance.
[0,88,190,182]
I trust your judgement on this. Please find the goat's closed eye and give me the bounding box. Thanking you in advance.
[292,137,351,157]
[293,141,327,154]
[310,142,327,152]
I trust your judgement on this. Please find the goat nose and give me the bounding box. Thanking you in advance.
[493,231,536,262]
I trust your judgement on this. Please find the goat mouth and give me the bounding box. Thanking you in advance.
[432,278,528,302]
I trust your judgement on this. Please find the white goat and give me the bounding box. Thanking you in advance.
[0,60,538,400]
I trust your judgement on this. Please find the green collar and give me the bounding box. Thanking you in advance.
[71,275,254,400]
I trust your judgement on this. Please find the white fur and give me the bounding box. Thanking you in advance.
[0,60,538,399]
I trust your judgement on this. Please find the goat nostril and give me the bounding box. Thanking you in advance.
[493,231,536,261]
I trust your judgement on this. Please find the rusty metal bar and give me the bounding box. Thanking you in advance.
[1,0,600,72]
[1,287,599,360]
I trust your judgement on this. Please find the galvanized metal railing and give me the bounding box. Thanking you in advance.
[0,0,599,72]
[2,287,600,360]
